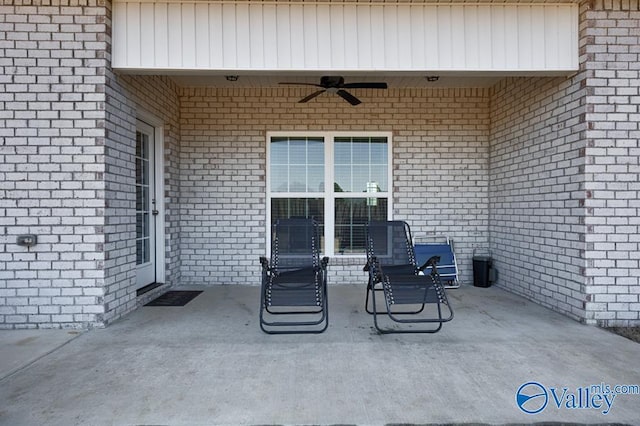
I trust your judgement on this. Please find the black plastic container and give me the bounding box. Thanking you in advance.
[473,255,492,288]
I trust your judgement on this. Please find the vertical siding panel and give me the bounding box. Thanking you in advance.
[139,3,154,68]
[437,6,452,69]
[410,5,425,69]
[330,5,345,68]
[316,5,331,68]
[222,4,237,68]
[249,4,264,69]
[383,5,398,69]
[424,6,439,69]
[397,5,412,69]
[112,2,579,73]
[236,4,251,68]
[477,6,492,70]
[357,5,372,69]
[167,3,181,68]
[517,6,532,70]
[126,2,141,67]
[560,5,577,70]
[301,5,324,69]
[181,4,196,68]
[344,5,358,69]
[464,6,479,69]
[112,2,127,68]
[451,6,466,69]
[289,5,304,69]
[263,5,277,69]
[504,6,519,70]
[154,4,168,68]
[531,6,546,69]
[491,6,505,70]
[209,4,223,69]
[195,4,210,68]
[276,4,291,68]
[370,5,385,69]
[544,6,559,69]
[180,5,195,68]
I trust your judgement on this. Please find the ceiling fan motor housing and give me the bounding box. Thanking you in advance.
[320,76,345,87]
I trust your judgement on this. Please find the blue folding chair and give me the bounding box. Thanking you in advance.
[414,235,460,289]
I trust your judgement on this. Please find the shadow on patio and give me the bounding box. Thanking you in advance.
[1,284,639,425]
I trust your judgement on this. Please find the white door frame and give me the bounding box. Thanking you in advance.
[136,111,166,286]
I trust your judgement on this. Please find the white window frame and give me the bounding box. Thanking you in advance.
[266,131,393,258]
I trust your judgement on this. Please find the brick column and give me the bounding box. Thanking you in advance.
[0,0,108,328]
[583,0,640,326]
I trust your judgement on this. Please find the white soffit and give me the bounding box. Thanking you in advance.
[112,1,579,74]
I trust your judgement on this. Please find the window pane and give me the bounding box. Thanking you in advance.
[334,141,351,165]
[335,198,388,254]
[270,165,288,192]
[307,138,324,164]
[352,140,369,163]
[334,165,351,192]
[289,139,307,164]
[270,139,289,164]
[370,139,387,164]
[333,137,388,193]
[270,137,324,193]
[271,198,325,252]
[352,165,369,193]
[289,165,307,192]
[307,165,324,192]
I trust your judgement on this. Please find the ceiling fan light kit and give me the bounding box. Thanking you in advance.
[279,75,388,106]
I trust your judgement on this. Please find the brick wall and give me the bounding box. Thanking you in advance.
[102,72,181,323]
[0,1,108,328]
[0,1,181,328]
[178,87,490,286]
[582,0,640,326]
[489,76,588,321]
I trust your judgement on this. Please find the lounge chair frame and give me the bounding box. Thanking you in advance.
[259,218,329,334]
[365,220,454,334]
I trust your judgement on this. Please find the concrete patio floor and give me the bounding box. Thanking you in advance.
[1,284,639,425]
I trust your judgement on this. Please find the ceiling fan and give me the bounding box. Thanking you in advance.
[279,76,388,106]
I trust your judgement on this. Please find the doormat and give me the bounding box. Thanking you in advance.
[145,291,203,307]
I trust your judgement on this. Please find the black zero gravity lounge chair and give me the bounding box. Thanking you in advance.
[259,218,329,334]
[365,220,454,333]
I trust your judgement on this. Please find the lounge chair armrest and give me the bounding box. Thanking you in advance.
[417,255,440,273]
[363,255,378,272]
[259,256,271,271]
[320,256,329,270]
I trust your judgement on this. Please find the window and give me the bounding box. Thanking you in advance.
[267,132,392,256]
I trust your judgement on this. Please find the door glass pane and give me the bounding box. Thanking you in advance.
[136,130,151,265]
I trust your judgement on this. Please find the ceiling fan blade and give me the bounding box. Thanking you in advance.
[342,82,388,89]
[280,82,324,87]
[337,90,361,106]
[299,90,326,103]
